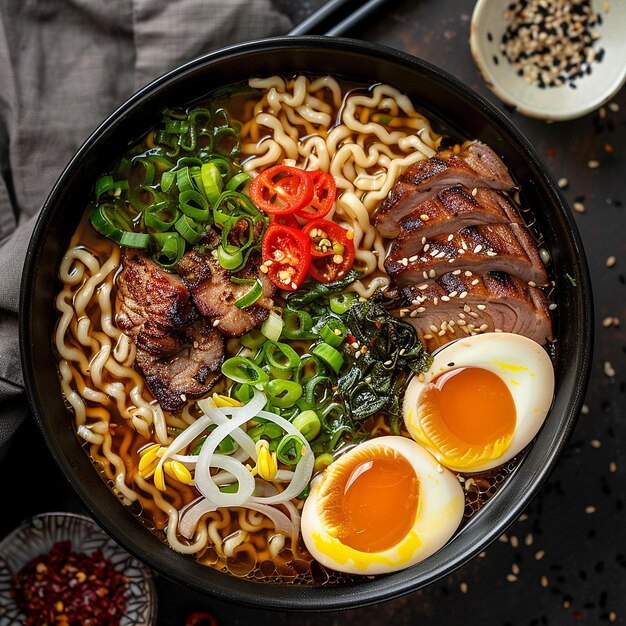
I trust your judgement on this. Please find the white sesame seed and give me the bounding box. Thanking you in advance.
[506,574,518,583]
[459,582,468,594]
[608,102,620,112]
[535,550,545,560]
[212,319,220,327]
[473,244,483,254]
[433,297,439,306]
[590,439,601,448]
[573,201,586,213]
[441,295,450,302]
[557,177,569,189]
[417,307,425,313]
[423,244,430,252]
[420,214,430,221]
[459,291,468,299]
[409,255,418,262]
[477,304,486,310]
[585,505,596,514]
[606,255,616,267]
[549,303,558,310]
[471,187,478,196]
[587,159,600,169]
[453,269,461,275]
[540,575,549,588]
[447,233,454,241]
[604,361,615,377]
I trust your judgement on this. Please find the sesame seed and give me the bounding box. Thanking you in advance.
[471,188,478,197]
[585,505,596,514]
[433,297,439,305]
[549,303,558,310]
[447,234,454,241]
[260,265,269,273]
[604,361,616,377]
[535,549,545,560]
[511,563,520,575]
[587,159,600,169]
[417,306,426,313]
[459,582,468,594]
[423,333,433,340]
[449,291,458,298]
[418,283,428,290]
[453,269,461,275]
[609,461,617,473]
[540,575,549,588]
[459,291,468,298]
[581,404,590,414]
[409,255,418,262]
[558,177,569,189]
[590,439,601,448]
[608,102,619,112]
[606,255,616,267]
[525,533,534,546]
[506,574,518,583]
[212,319,220,327]
[441,295,450,302]
[473,244,483,254]
[573,201,586,213]
[423,244,430,252]
[420,214,430,221]
[477,304,487,310]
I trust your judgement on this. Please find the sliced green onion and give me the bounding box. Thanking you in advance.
[201,162,223,205]
[329,293,356,315]
[276,434,304,466]
[261,310,284,342]
[311,342,344,374]
[234,279,263,309]
[145,203,178,232]
[225,171,251,191]
[319,319,348,348]
[264,341,300,372]
[152,232,185,268]
[291,410,321,442]
[240,329,267,350]
[304,374,334,407]
[90,205,150,249]
[264,379,302,408]
[217,245,243,271]
[161,170,176,192]
[232,382,254,404]
[247,420,284,443]
[174,214,205,243]
[221,356,269,386]
[295,354,325,384]
[131,156,156,185]
[179,189,209,221]
[281,309,315,340]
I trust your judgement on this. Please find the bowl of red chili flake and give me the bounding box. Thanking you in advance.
[0,512,157,626]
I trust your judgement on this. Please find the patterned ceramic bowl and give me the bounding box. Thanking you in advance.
[0,512,157,626]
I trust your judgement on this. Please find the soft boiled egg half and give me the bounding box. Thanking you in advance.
[300,435,465,575]
[403,332,555,473]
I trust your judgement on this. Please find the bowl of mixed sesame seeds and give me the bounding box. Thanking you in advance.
[0,512,157,626]
[470,0,626,121]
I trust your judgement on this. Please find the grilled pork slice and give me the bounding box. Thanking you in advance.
[386,186,522,257]
[375,142,515,238]
[116,249,199,351]
[176,249,276,337]
[115,250,224,411]
[391,271,553,351]
[135,320,224,412]
[386,223,548,287]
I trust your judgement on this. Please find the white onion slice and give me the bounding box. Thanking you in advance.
[197,398,258,460]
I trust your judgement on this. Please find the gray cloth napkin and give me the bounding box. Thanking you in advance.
[0,0,293,454]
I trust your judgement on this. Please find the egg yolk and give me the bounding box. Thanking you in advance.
[418,366,517,467]
[317,446,419,553]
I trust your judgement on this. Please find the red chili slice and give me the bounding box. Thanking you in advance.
[302,219,355,283]
[295,170,336,220]
[249,165,314,215]
[261,222,311,291]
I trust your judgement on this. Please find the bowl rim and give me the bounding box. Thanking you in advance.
[18,35,594,611]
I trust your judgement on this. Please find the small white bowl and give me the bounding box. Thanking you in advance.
[0,512,157,626]
[470,0,626,121]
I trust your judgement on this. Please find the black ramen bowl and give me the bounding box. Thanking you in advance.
[19,37,593,611]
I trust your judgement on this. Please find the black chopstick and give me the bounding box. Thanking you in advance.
[288,0,391,37]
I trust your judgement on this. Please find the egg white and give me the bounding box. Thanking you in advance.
[403,332,555,473]
[300,435,465,575]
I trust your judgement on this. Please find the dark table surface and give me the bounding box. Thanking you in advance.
[3,0,625,624]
